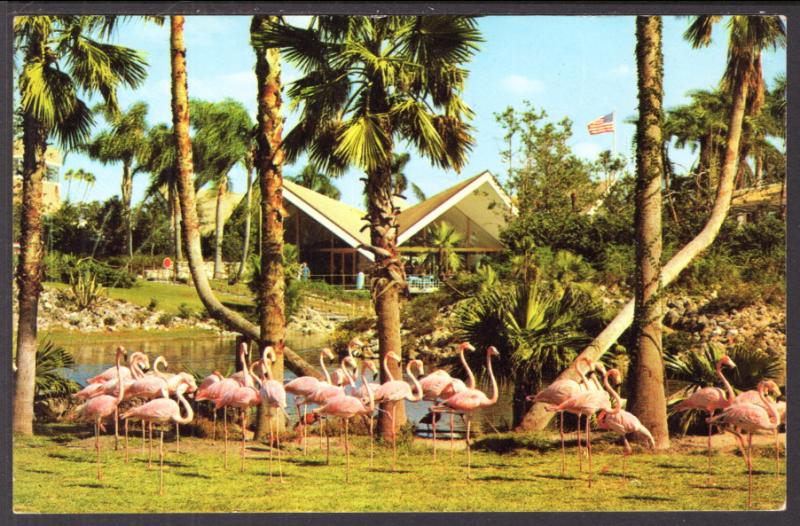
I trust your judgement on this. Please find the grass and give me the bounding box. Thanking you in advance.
[41,327,225,347]
[45,280,252,315]
[13,423,785,512]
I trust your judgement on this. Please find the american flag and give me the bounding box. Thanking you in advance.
[587,112,615,135]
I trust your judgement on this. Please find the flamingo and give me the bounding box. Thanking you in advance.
[121,382,194,495]
[432,346,500,479]
[201,344,253,469]
[373,353,424,472]
[84,347,143,384]
[149,356,198,453]
[330,338,364,386]
[258,346,290,482]
[284,347,335,455]
[74,346,126,480]
[215,347,261,473]
[227,341,255,387]
[194,370,224,442]
[439,343,478,458]
[707,380,780,508]
[674,354,737,477]
[527,356,595,476]
[352,359,380,466]
[732,380,782,476]
[313,359,378,483]
[597,369,655,482]
[416,342,475,460]
[305,355,357,464]
[546,364,613,487]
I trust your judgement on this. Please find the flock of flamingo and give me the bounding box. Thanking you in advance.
[72,340,785,508]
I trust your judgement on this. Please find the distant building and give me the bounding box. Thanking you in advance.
[12,139,63,214]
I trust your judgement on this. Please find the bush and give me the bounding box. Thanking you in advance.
[701,283,763,314]
[147,298,159,311]
[157,313,174,326]
[103,316,116,327]
[600,243,635,288]
[177,302,195,319]
[68,269,105,310]
[47,256,137,288]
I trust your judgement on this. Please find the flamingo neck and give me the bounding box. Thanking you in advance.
[486,350,498,405]
[758,383,779,426]
[406,362,423,402]
[383,355,395,382]
[362,370,375,411]
[115,352,125,403]
[603,374,622,415]
[153,356,169,379]
[460,346,476,389]
[716,361,735,403]
[175,389,194,424]
[241,349,253,388]
[576,358,591,387]
[320,351,332,384]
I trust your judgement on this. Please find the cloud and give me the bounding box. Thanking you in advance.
[610,64,633,77]
[572,142,602,160]
[501,74,545,95]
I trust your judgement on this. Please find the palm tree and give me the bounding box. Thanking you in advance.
[13,15,149,434]
[453,279,599,427]
[423,221,464,279]
[62,168,92,202]
[168,16,320,385]
[83,101,150,258]
[627,16,669,449]
[232,149,256,284]
[522,15,785,431]
[79,171,97,203]
[287,164,340,199]
[391,152,427,202]
[256,15,482,438]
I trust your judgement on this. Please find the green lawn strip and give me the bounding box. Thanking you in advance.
[41,327,226,347]
[13,429,785,512]
[45,281,252,315]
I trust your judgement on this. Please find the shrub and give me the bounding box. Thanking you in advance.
[48,257,137,288]
[701,283,763,314]
[33,340,80,402]
[177,302,195,319]
[103,316,116,327]
[68,269,105,310]
[600,243,635,288]
[147,298,159,311]
[157,313,174,326]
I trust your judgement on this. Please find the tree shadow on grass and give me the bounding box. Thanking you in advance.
[46,452,85,463]
[531,473,580,481]
[601,472,641,480]
[69,483,120,490]
[621,495,674,502]
[174,471,212,480]
[478,475,539,482]
[22,468,54,475]
[654,462,705,475]
[285,458,327,467]
[689,483,739,491]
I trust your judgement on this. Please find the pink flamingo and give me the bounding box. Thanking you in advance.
[258,346,290,482]
[284,347,336,455]
[373,353,424,472]
[439,343,478,458]
[527,356,595,476]
[199,344,253,469]
[674,354,737,477]
[74,346,126,480]
[597,369,655,481]
[306,355,357,464]
[432,346,500,479]
[121,382,194,495]
[546,364,613,487]
[150,356,197,453]
[314,359,378,483]
[416,342,475,460]
[733,380,782,476]
[84,347,143,384]
[707,380,780,508]
[192,370,224,442]
[353,359,380,466]
[216,347,261,473]
[330,338,365,386]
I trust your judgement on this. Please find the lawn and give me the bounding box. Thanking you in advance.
[13,424,785,513]
[45,280,252,315]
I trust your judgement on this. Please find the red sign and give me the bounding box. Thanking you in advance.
[163,257,173,269]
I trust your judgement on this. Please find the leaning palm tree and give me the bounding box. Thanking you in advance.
[78,171,97,203]
[423,221,464,279]
[255,15,482,438]
[522,15,785,431]
[83,101,150,258]
[190,98,254,280]
[62,168,93,202]
[13,15,149,435]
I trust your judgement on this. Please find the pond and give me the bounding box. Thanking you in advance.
[60,333,515,433]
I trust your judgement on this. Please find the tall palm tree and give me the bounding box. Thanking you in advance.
[13,16,148,434]
[62,168,92,202]
[232,149,256,284]
[521,15,785,431]
[78,170,97,203]
[83,101,150,258]
[391,152,427,202]
[287,164,340,199]
[628,15,669,449]
[256,15,482,438]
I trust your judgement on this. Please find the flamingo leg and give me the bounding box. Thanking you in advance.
[450,412,455,459]
[369,413,374,468]
[159,425,164,496]
[774,428,779,477]
[707,409,714,480]
[277,414,283,483]
[297,403,304,456]
[586,414,593,488]
[114,407,119,451]
[577,414,583,472]
[95,420,102,481]
[224,407,228,470]
[466,415,472,480]
[176,422,180,454]
[125,418,129,464]
[344,417,350,484]
[622,437,631,484]
[269,415,274,482]
[392,403,397,473]
[142,421,146,455]
[747,432,753,509]
[241,409,246,472]
[560,411,565,477]
[432,410,437,461]
[148,422,153,469]
[212,406,217,444]
[325,417,331,466]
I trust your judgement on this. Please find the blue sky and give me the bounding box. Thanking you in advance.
[56,16,786,209]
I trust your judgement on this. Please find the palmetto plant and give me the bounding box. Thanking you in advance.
[452,279,600,426]
[34,340,80,401]
[423,221,464,278]
[68,268,105,310]
[665,342,783,434]
[287,164,341,199]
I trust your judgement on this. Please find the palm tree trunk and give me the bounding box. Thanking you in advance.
[627,16,669,449]
[519,20,750,433]
[13,112,47,435]
[169,184,182,280]
[252,16,286,439]
[233,163,253,283]
[170,15,320,381]
[213,173,227,280]
[122,161,134,258]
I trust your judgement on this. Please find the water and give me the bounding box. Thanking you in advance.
[61,333,514,432]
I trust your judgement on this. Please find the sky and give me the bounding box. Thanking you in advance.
[51,15,786,209]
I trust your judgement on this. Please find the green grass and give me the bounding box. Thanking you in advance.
[13,424,785,512]
[45,281,252,315]
[41,327,224,347]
